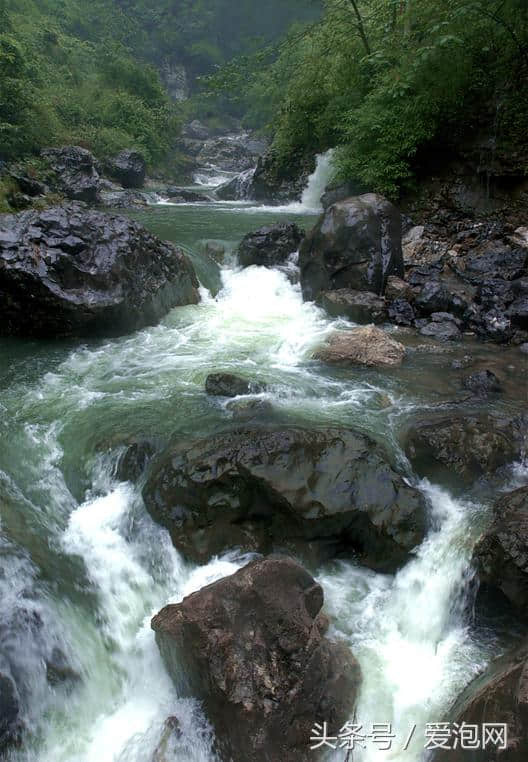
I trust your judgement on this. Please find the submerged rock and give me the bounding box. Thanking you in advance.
[431,638,528,762]
[142,426,427,571]
[314,326,406,367]
[473,486,528,620]
[152,558,361,762]
[462,370,503,397]
[42,145,100,202]
[165,188,211,202]
[105,150,146,189]
[205,373,266,397]
[318,289,387,324]
[299,194,403,300]
[0,204,200,338]
[237,222,304,268]
[403,412,527,487]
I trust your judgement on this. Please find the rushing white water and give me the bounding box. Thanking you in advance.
[2,204,524,762]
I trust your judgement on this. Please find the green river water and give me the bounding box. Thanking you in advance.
[0,194,527,762]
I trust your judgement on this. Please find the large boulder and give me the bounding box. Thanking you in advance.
[318,289,387,324]
[105,150,146,189]
[197,134,266,173]
[403,412,527,487]
[473,486,528,620]
[238,223,304,268]
[41,146,100,202]
[143,426,427,571]
[299,194,403,301]
[151,558,361,762]
[0,204,200,338]
[314,326,406,367]
[431,639,528,762]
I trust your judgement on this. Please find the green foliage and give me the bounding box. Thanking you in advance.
[210,0,528,196]
[0,0,180,167]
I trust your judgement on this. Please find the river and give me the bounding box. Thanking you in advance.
[0,158,526,762]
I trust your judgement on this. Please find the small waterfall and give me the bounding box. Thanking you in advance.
[299,149,335,212]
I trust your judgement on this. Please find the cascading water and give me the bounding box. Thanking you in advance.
[1,198,525,762]
[299,149,335,212]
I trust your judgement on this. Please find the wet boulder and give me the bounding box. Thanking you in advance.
[99,189,149,209]
[431,639,528,762]
[105,150,146,189]
[403,412,527,487]
[473,486,528,620]
[143,426,428,571]
[152,558,361,762]
[314,326,406,367]
[205,373,266,397]
[197,134,265,173]
[414,280,453,315]
[419,313,461,341]
[41,146,100,202]
[238,223,304,268]
[299,194,403,300]
[385,275,415,303]
[0,672,21,754]
[0,203,200,338]
[318,289,387,324]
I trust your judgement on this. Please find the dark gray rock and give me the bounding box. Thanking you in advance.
[419,321,461,341]
[152,558,361,762]
[42,146,101,202]
[509,296,528,329]
[9,172,46,197]
[142,426,428,571]
[321,180,363,209]
[105,150,146,189]
[462,370,502,396]
[431,639,528,762]
[473,487,528,620]
[414,280,452,315]
[403,412,527,487]
[319,289,387,323]
[205,373,266,397]
[300,194,403,300]
[0,204,200,338]
[99,190,149,209]
[388,299,415,326]
[238,223,304,268]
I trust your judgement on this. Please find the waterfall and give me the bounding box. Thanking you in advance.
[299,149,335,212]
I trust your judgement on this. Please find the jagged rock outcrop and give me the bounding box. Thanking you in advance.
[41,146,100,202]
[299,194,403,300]
[152,558,361,762]
[143,426,427,571]
[0,203,199,338]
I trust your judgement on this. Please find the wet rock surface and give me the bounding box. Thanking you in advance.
[237,222,304,268]
[0,203,200,338]
[300,194,403,300]
[0,672,21,754]
[152,557,361,762]
[314,326,406,367]
[143,426,428,571]
[104,150,146,189]
[473,486,528,620]
[403,412,527,487]
[205,373,266,397]
[432,638,528,762]
[41,146,101,202]
[318,289,387,323]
